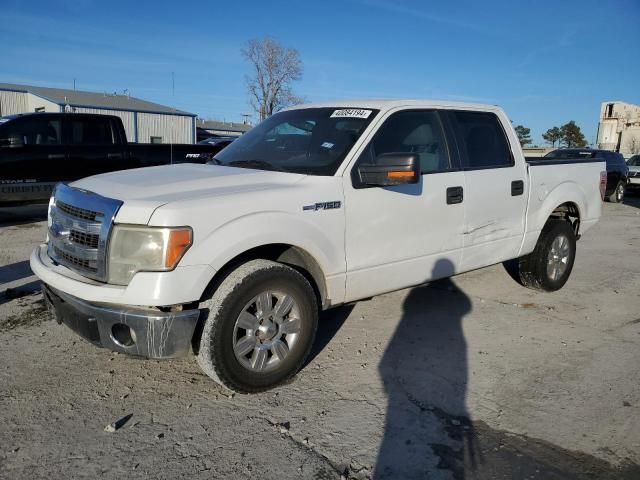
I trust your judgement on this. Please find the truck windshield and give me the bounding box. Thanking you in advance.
[212,107,378,175]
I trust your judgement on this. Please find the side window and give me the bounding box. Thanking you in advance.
[70,117,114,145]
[34,118,62,145]
[450,111,513,169]
[362,110,451,174]
[0,117,61,145]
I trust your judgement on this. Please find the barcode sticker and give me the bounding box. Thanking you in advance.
[330,109,372,119]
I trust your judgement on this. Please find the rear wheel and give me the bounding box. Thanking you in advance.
[196,259,318,393]
[607,181,625,203]
[518,220,576,292]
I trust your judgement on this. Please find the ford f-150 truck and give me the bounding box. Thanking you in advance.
[0,112,223,206]
[30,100,606,393]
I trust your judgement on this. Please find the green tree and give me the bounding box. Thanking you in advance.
[559,121,588,148]
[542,126,562,147]
[514,125,532,147]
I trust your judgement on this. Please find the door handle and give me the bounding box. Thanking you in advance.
[107,153,123,159]
[47,154,65,160]
[446,186,464,204]
[511,180,524,196]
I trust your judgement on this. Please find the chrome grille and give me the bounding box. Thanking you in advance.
[69,230,100,248]
[47,184,122,282]
[56,200,101,222]
[53,246,96,272]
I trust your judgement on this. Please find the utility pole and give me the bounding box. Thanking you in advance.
[171,72,175,97]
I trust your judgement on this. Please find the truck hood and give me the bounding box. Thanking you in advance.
[71,164,306,224]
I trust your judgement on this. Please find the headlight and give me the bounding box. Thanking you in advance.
[107,225,192,285]
[46,194,55,241]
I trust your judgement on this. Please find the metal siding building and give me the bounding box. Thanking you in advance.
[196,119,252,142]
[0,83,196,144]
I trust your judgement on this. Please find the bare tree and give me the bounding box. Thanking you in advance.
[627,135,640,155]
[242,36,303,121]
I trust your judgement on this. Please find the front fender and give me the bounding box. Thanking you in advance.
[184,210,346,302]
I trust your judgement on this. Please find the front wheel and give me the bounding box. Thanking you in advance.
[518,220,576,292]
[196,259,318,393]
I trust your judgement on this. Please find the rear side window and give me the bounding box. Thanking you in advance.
[361,110,451,174]
[70,117,115,145]
[450,111,513,169]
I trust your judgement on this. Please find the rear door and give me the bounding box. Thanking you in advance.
[445,110,528,271]
[65,116,127,180]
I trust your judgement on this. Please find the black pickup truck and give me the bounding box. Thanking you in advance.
[0,112,224,206]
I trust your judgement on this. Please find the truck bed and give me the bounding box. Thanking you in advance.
[520,157,605,255]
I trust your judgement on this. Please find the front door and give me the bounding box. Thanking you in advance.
[0,114,64,203]
[343,109,466,303]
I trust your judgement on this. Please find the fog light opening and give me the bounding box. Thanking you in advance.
[111,323,136,347]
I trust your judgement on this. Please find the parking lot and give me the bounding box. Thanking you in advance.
[0,198,639,479]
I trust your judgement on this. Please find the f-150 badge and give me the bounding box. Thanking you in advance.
[303,201,341,211]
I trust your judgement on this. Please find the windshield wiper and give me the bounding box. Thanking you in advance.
[228,160,288,172]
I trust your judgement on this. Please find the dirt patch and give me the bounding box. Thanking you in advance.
[0,298,48,332]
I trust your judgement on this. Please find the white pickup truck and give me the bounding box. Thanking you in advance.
[31,100,606,392]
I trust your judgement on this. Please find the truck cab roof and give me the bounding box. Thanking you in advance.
[0,112,121,122]
[286,98,502,113]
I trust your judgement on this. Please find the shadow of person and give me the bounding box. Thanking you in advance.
[375,258,476,479]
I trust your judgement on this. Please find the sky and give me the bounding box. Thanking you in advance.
[1,0,638,145]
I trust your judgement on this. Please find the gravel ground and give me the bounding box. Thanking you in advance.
[0,199,639,479]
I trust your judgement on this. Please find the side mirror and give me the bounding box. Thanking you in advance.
[357,153,420,187]
[0,137,24,148]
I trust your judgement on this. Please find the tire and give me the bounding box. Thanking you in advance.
[196,259,318,393]
[518,220,576,292]
[607,181,625,203]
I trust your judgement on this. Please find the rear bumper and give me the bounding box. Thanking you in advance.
[42,284,201,359]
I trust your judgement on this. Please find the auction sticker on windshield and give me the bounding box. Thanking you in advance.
[330,109,372,119]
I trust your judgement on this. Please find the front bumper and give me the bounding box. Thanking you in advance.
[42,284,201,359]
[30,244,215,307]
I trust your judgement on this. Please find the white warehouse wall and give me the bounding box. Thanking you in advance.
[0,90,29,116]
[137,112,193,144]
[73,107,136,142]
[27,94,59,113]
